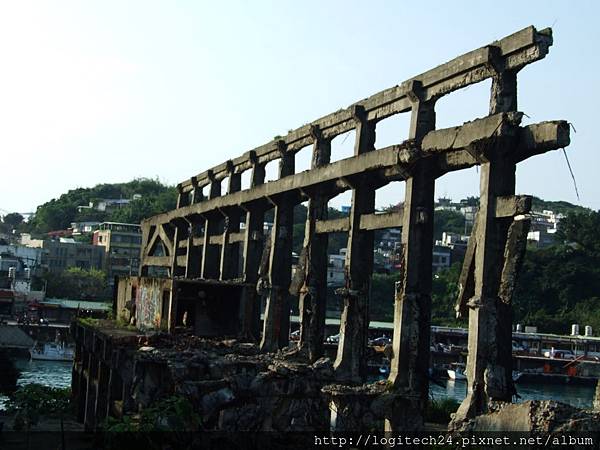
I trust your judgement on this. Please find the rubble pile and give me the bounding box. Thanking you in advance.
[450,400,600,433]
[128,334,334,431]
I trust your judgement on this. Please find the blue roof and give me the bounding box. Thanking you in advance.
[41,298,112,311]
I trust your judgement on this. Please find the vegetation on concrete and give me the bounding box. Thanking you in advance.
[103,395,200,449]
[424,397,460,424]
[6,384,72,431]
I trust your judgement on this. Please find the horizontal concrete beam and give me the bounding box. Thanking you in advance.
[495,195,532,218]
[144,256,172,267]
[145,143,418,227]
[315,217,350,234]
[516,120,570,162]
[421,112,522,153]
[206,231,246,246]
[359,211,404,231]
[178,26,552,194]
[144,117,569,232]
[435,120,569,173]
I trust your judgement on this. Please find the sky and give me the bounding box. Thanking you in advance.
[0,1,598,215]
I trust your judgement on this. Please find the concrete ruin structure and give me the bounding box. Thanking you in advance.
[73,25,572,434]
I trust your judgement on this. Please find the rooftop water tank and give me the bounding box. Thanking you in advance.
[571,324,580,336]
[516,324,523,332]
[585,326,593,337]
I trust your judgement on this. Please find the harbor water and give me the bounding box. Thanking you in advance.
[0,359,595,410]
[430,378,594,409]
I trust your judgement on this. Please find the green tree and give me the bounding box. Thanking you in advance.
[3,212,24,229]
[433,210,465,240]
[44,267,110,300]
[512,210,600,334]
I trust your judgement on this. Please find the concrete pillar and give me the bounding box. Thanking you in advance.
[334,106,376,382]
[455,69,518,420]
[185,217,202,278]
[298,126,331,361]
[84,352,97,430]
[190,177,204,204]
[95,360,110,425]
[240,157,266,340]
[261,142,295,352]
[201,174,222,279]
[171,219,188,277]
[387,91,436,430]
[220,168,242,280]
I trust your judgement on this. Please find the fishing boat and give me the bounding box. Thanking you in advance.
[30,342,74,362]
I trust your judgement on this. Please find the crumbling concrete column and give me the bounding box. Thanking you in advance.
[334,107,376,382]
[220,166,242,280]
[387,90,435,430]
[298,126,331,361]
[201,173,223,279]
[455,69,519,420]
[261,142,295,352]
[240,157,266,340]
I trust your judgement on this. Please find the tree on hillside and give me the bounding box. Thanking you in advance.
[555,210,600,257]
[3,213,24,229]
[44,267,110,300]
[28,178,177,233]
[433,210,465,240]
[513,210,600,334]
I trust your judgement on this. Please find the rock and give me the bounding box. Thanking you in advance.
[201,387,235,421]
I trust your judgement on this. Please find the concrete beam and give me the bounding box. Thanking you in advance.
[144,256,172,267]
[315,217,350,234]
[144,116,566,234]
[177,26,552,193]
[359,211,404,231]
[495,195,532,218]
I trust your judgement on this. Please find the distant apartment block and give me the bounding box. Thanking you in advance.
[0,243,43,276]
[93,222,142,282]
[42,238,105,273]
[70,221,101,235]
[527,210,564,248]
[77,195,141,213]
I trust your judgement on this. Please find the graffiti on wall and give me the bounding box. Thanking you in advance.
[136,279,164,330]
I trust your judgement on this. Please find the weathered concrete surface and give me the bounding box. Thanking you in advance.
[298,129,331,362]
[387,91,435,428]
[451,400,600,433]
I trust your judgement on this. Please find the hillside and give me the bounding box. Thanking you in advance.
[27,178,177,234]
[530,196,589,215]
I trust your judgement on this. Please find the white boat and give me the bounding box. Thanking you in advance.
[447,365,523,382]
[447,364,467,380]
[512,370,523,382]
[30,342,74,362]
